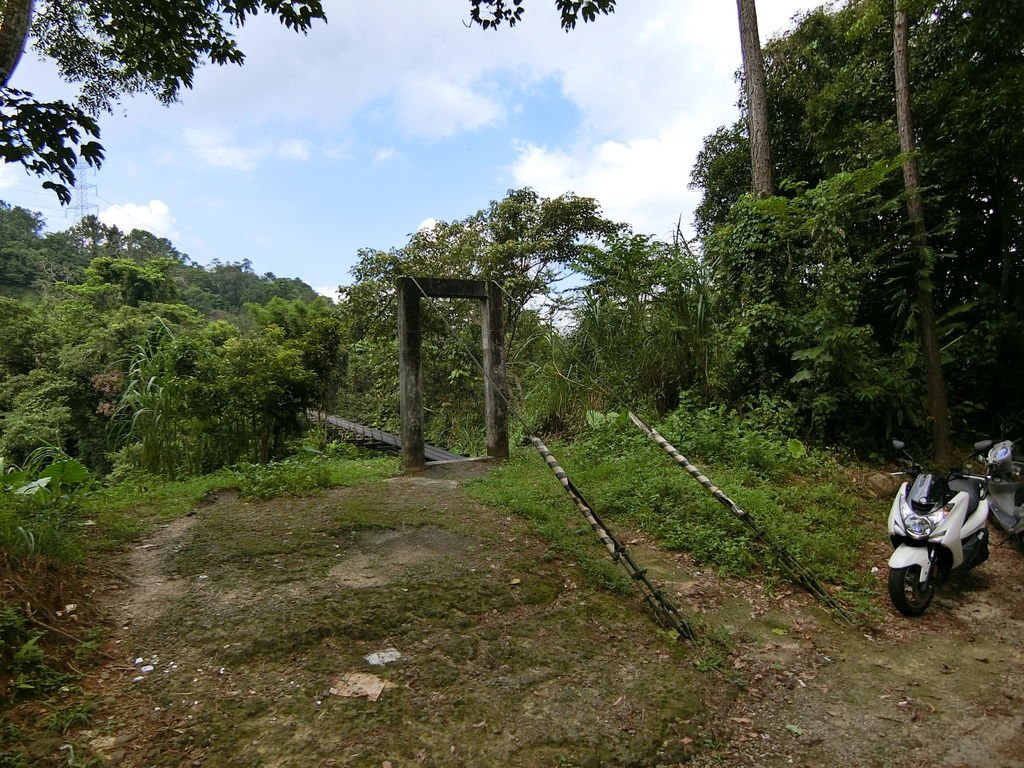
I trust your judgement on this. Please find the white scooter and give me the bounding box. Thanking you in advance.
[886,440,991,616]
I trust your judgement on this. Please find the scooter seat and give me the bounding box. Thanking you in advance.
[948,477,982,516]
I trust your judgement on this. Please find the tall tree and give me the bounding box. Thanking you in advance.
[0,0,32,87]
[736,0,773,197]
[893,0,951,464]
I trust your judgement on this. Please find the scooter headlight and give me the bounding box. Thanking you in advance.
[899,497,952,539]
[904,514,933,537]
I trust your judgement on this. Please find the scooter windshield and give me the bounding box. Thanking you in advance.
[908,473,949,512]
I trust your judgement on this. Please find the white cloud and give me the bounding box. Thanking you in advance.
[183,127,266,171]
[99,200,178,238]
[22,0,818,156]
[508,115,706,239]
[324,140,355,161]
[202,0,813,239]
[181,128,315,169]
[313,285,341,302]
[373,147,398,164]
[89,1,817,184]
[417,218,440,232]
[167,5,523,138]
[499,0,816,237]
[393,76,504,139]
[277,139,311,162]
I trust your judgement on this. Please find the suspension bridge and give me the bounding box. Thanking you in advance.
[311,412,464,463]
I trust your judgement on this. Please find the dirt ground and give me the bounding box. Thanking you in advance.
[24,465,1024,767]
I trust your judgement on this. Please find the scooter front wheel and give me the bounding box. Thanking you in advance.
[888,565,934,616]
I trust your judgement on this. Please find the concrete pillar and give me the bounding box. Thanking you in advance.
[397,278,425,471]
[397,277,508,471]
[482,281,509,460]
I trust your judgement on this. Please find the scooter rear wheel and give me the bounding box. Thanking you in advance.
[888,565,934,616]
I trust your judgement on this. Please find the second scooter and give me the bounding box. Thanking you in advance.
[983,438,1024,547]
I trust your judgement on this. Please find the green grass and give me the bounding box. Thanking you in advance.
[43,693,96,734]
[470,411,879,598]
[78,451,400,554]
[465,451,633,594]
[0,501,82,562]
[228,452,399,500]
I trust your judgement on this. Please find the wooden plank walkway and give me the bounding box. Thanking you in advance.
[312,412,464,463]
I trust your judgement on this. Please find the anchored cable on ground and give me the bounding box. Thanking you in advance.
[531,435,697,640]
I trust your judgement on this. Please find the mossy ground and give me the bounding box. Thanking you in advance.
[50,473,711,767]
[4,460,1024,768]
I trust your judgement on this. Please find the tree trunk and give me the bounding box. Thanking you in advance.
[736,0,773,198]
[893,0,953,466]
[0,0,34,87]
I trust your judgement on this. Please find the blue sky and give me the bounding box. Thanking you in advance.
[0,1,819,298]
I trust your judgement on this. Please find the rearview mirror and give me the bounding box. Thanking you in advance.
[892,439,906,452]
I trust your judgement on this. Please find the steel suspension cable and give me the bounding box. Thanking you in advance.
[531,436,696,640]
[626,411,862,627]
[564,366,863,625]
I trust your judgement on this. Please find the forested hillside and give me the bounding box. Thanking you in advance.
[0,205,337,474]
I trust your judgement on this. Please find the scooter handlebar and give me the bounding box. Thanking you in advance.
[952,471,989,482]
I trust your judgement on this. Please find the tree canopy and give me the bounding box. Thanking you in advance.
[467,0,615,30]
[691,0,1024,449]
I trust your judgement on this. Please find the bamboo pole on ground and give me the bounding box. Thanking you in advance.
[530,436,696,641]
[627,411,860,626]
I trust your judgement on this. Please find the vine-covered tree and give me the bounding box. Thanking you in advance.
[892,0,951,463]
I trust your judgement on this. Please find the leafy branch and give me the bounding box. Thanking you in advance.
[0,88,104,204]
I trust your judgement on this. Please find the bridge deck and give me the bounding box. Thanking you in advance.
[313,412,464,463]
